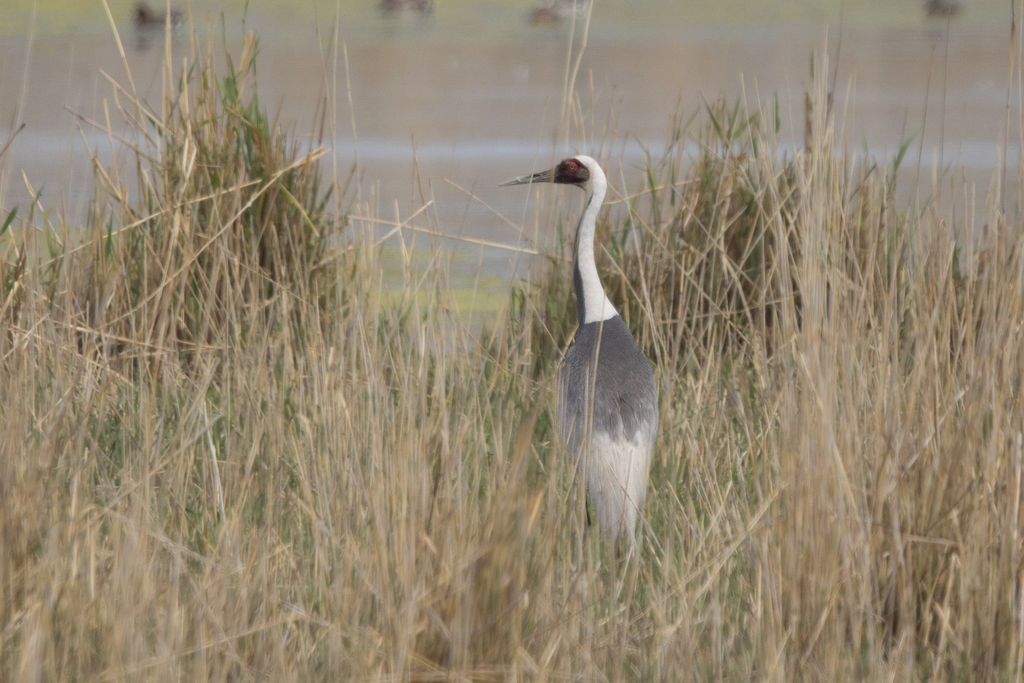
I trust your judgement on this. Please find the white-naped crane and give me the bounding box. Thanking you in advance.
[502,156,657,553]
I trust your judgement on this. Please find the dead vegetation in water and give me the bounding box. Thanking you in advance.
[1,21,1023,683]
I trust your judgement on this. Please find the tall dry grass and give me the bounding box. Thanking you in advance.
[1,20,1023,682]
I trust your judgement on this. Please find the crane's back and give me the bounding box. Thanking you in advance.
[558,315,657,547]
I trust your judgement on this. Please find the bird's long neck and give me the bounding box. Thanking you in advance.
[573,181,619,325]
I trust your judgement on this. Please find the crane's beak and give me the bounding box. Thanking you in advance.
[499,167,554,186]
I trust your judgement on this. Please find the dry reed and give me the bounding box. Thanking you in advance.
[1,21,1023,683]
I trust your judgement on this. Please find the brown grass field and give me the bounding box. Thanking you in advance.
[2,14,1024,681]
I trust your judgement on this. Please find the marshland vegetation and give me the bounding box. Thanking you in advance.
[2,7,1024,680]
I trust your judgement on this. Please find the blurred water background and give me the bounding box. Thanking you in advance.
[0,0,1017,294]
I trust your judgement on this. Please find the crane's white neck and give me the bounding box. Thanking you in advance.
[574,170,619,324]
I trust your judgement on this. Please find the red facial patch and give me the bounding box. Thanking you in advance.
[555,158,589,184]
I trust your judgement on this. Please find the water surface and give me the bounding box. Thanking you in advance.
[0,0,1017,289]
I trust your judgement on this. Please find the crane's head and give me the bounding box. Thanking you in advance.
[500,155,601,191]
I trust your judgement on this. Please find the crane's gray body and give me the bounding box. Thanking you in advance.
[559,278,658,550]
